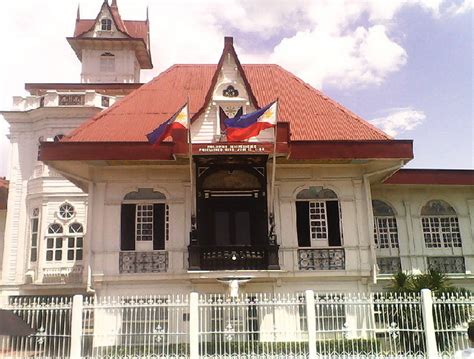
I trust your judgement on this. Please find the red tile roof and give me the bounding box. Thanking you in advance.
[384,169,474,185]
[73,1,149,49]
[65,64,391,143]
[0,178,8,210]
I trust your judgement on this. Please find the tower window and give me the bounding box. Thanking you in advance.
[101,18,112,31]
[100,52,115,73]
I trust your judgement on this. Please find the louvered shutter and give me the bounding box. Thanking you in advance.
[120,204,136,250]
[153,204,166,250]
[327,200,342,246]
[296,201,311,247]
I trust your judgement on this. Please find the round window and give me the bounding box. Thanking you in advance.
[59,203,75,220]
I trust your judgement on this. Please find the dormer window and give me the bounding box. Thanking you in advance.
[101,18,112,31]
[100,52,115,73]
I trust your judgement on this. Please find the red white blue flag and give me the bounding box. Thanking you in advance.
[147,104,188,144]
[224,101,277,141]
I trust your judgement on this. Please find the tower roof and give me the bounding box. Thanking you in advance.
[68,0,152,69]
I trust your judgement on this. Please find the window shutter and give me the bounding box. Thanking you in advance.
[153,204,166,250]
[296,201,310,247]
[327,200,342,246]
[120,204,136,250]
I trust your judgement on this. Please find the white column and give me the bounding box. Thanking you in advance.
[69,294,84,359]
[305,289,317,359]
[189,292,199,359]
[421,289,438,358]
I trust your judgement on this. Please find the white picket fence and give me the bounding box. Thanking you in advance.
[0,289,472,358]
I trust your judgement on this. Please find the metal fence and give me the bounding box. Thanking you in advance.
[0,296,73,358]
[0,289,472,358]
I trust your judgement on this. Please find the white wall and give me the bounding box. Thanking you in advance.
[372,184,474,289]
[81,49,140,83]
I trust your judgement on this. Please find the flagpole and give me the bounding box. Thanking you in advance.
[187,99,197,237]
[269,99,278,243]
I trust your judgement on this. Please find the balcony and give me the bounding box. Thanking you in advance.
[189,245,280,271]
[40,265,83,284]
[12,90,118,111]
[297,248,345,270]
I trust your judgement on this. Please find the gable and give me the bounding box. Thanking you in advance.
[80,2,129,39]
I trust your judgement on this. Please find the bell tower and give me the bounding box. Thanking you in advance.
[67,0,152,83]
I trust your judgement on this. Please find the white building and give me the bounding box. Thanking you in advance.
[0,0,473,301]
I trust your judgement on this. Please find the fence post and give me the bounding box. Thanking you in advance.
[305,290,317,359]
[69,294,83,359]
[189,292,199,359]
[421,289,439,359]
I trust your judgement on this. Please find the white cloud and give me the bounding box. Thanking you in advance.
[271,24,407,88]
[370,108,426,137]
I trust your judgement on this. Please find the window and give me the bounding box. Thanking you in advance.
[46,222,84,262]
[372,200,399,249]
[46,224,63,261]
[101,18,112,31]
[67,223,84,261]
[30,208,40,262]
[121,189,168,251]
[421,200,462,248]
[296,187,342,247]
[100,52,115,73]
[59,203,75,220]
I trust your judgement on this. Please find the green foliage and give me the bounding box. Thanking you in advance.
[385,269,472,354]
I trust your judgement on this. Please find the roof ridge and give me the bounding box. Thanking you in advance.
[271,64,392,140]
[66,65,180,141]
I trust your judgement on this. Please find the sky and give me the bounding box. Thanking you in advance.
[0,0,472,178]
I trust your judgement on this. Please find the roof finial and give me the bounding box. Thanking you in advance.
[146,5,149,22]
[111,0,118,7]
[76,3,80,20]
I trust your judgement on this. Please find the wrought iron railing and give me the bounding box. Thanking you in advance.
[298,248,345,270]
[119,251,168,274]
[199,246,268,270]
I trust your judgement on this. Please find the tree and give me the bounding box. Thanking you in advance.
[385,269,471,354]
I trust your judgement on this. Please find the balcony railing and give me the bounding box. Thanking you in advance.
[189,245,280,271]
[298,248,345,270]
[41,265,83,284]
[427,256,465,273]
[377,257,402,274]
[12,91,118,111]
[119,251,168,274]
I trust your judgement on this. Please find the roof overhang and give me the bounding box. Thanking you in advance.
[66,37,153,69]
[288,140,413,160]
[383,169,474,185]
[39,139,413,162]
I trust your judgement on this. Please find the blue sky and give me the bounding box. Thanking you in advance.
[0,0,472,177]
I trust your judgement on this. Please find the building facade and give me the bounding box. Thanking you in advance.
[0,0,473,301]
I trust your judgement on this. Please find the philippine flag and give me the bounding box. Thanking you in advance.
[224,101,277,141]
[147,104,188,145]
